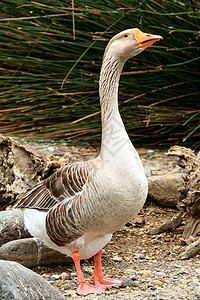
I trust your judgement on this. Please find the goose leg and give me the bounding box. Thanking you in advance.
[72,251,106,295]
[90,249,122,287]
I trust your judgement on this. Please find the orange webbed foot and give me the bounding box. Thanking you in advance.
[77,282,106,296]
[90,274,121,287]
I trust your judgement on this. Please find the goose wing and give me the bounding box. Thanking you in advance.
[14,161,92,210]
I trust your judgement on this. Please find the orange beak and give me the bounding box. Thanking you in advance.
[133,28,163,48]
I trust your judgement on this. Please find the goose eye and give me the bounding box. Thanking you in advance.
[123,33,129,38]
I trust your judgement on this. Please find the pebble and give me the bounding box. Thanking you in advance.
[82,266,94,275]
[60,272,68,281]
[124,268,135,274]
[64,285,71,290]
[111,255,123,262]
[137,270,152,277]
[189,282,197,288]
[50,274,60,281]
[150,286,157,291]
[173,276,179,281]
[151,279,163,286]
[154,271,165,277]
[65,289,76,295]
[121,279,138,287]
[42,274,50,279]
[131,276,138,281]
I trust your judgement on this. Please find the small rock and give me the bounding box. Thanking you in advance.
[189,282,197,288]
[124,268,135,274]
[137,270,152,277]
[52,274,60,279]
[50,274,60,281]
[132,276,138,281]
[60,272,68,281]
[121,279,138,287]
[154,271,166,277]
[151,279,163,286]
[111,255,123,262]
[138,260,144,263]
[82,266,94,275]
[150,286,157,291]
[64,285,71,290]
[65,289,76,295]
[42,274,50,279]
[196,269,200,276]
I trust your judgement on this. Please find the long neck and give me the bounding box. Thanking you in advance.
[99,54,132,161]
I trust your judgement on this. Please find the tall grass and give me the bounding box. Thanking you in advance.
[0,0,199,148]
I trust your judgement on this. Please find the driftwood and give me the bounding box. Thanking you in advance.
[150,145,200,258]
[179,240,200,259]
[149,208,185,235]
[0,134,64,209]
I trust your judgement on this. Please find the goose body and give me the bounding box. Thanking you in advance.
[23,151,146,259]
[15,28,162,295]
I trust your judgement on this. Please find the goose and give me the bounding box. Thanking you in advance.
[14,28,162,296]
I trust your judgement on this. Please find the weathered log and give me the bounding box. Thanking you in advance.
[0,134,65,209]
[151,145,200,258]
[182,215,200,244]
[179,239,200,259]
[0,134,46,208]
[149,208,185,235]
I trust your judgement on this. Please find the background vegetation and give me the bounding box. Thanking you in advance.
[0,0,199,148]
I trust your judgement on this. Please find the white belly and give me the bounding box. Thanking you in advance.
[22,208,112,259]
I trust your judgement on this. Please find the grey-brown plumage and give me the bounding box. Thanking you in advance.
[15,161,93,245]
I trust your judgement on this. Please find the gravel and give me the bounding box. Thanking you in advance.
[32,204,200,300]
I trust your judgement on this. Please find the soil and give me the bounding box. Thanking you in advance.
[17,139,200,299]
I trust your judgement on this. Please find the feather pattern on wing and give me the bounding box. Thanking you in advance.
[14,161,92,210]
[45,163,101,246]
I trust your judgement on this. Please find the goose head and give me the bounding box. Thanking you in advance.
[104,28,162,62]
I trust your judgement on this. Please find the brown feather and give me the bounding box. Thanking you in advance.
[14,162,91,211]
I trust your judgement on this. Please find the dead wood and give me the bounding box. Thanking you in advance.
[149,208,185,235]
[150,145,200,258]
[179,239,200,259]
[0,134,64,209]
